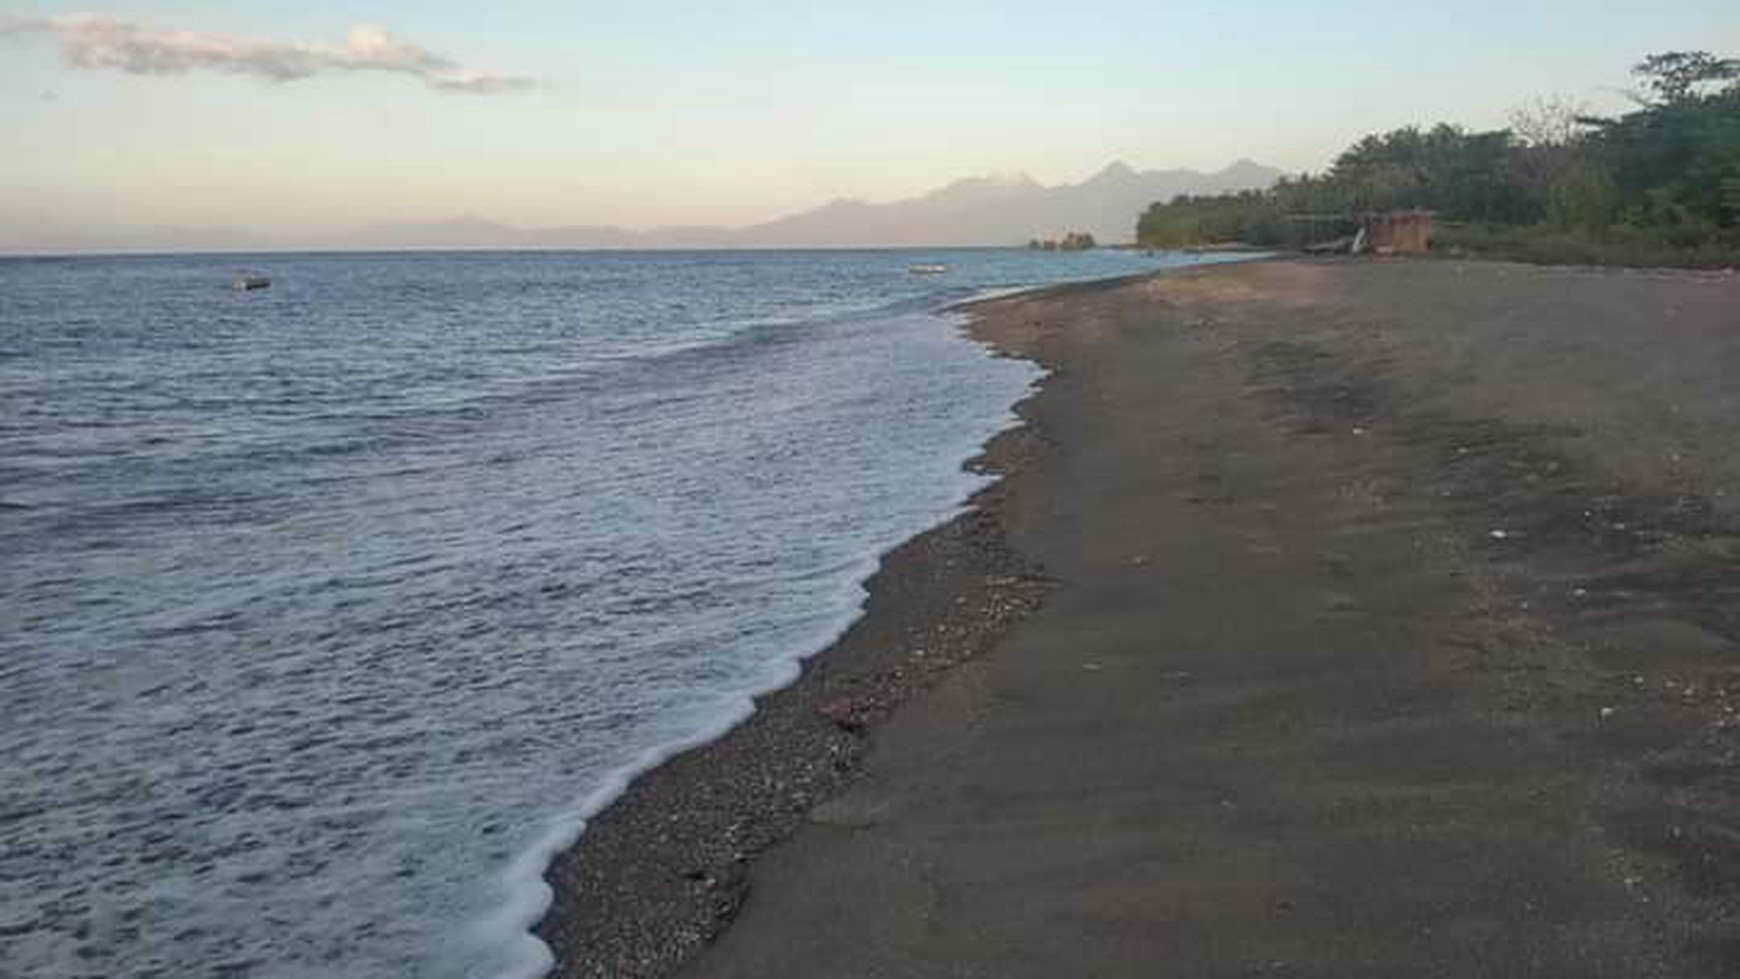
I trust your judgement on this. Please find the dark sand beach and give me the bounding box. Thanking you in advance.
[540,258,1740,977]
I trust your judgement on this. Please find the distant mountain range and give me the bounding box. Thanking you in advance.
[0,160,1283,253]
[349,160,1283,250]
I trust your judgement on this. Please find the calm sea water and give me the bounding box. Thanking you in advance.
[1,248,1236,979]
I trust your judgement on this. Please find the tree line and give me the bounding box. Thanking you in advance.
[1028,232,1098,251]
[1136,52,1740,265]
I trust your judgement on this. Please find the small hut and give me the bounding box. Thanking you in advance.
[1360,211,1434,255]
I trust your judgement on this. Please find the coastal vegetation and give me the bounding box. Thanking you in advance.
[1136,52,1740,266]
[1028,232,1098,251]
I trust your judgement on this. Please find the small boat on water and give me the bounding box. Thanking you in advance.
[232,274,271,292]
[907,264,949,275]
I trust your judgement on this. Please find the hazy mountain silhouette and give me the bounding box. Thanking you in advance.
[350,160,1282,249]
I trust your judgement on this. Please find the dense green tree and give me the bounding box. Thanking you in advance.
[1134,51,1739,262]
[1634,52,1740,105]
[1584,83,1740,232]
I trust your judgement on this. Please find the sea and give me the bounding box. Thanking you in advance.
[0,248,1237,979]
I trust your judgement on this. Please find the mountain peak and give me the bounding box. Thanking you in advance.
[1219,158,1279,178]
[1089,160,1138,181]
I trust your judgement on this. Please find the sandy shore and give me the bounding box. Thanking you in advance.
[541,258,1740,977]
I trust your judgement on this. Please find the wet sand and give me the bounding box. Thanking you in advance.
[541,259,1740,977]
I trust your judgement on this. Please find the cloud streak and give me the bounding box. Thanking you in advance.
[0,13,532,94]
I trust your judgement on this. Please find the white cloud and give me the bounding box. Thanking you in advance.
[0,13,532,94]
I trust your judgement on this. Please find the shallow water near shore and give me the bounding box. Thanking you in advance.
[1,248,1237,979]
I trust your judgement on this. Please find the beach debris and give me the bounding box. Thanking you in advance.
[708,865,750,921]
[817,695,882,734]
[679,856,750,924]
[1302,235,1356,255]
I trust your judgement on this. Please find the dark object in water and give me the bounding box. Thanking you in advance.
[232,274,271,292]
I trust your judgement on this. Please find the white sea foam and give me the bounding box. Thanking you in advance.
[480,310,1036,979]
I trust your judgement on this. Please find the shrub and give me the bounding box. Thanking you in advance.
[1547,162,1619,233]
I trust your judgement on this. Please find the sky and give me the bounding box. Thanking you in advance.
[3,1,1738,248]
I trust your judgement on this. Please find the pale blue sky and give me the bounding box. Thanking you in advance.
[3,1,1737,245]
